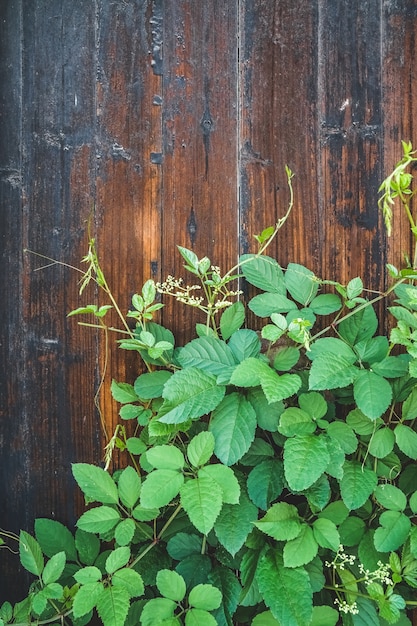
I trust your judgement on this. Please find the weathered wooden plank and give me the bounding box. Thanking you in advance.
[239,0,319,323]
[317,0,384,292]
[160,0,239,343]
[94,0,163,441]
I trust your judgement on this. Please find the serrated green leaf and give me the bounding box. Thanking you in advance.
[251,611,280,626]
[368,427,395,458]
[188,584,222,610]
[76,506,121,534]
[283,524,318,567]
[140,598,177,626]
[198,464,240,504]
[75,528,100,565]
[72,463,119,505]
[319,500,349,525]
[309,293,342,315]
[340,461,378,510]
[19,531,44,576]
[180,475,223,534]
[339,516,366,546]
[96,585,130,626]
[285,263,318,305]
[312,518,340,551]
[254,502,301,541]
[105,546,130,574]
[187,431,215,467]
[248,388,284,432]
[298,391,328,419]
[402,387,417,420]
[34,518,77,561]
[304,474,331,512]
[395,424,417,459]
[309,353,357,391]
[111,380,139,403]
[156,569,186,602]
[220,301,245,340]
[247,459,284,510]
[209,392,257,465]
[374,484,407,511]
[256,550,313,625]
[74,566,102,584]
[339,304,378,345]
[159,367,225,424]
[167,533,203,559]
[227,329,261,361]
[310,605,339,626]
[353,370,392,420]
[374,511,411,552]
[284,434,330,491]
[114,518,136,546]
[371,356,408,378]
[177,336,237,377]
[278,407,316,436]
[272,346,300,372]
[239,254,286,293]
[248,293,298,317]
[185,608,217,626]
[175,554,212,590]
[326,421,358,454]
[117,466,141,509]
[347,408,378,435]
[214,491,257,556]
[308,337,357,362]
[145,445,185,471]
[133,370,172,399]
[42,551,66,585]
[208,566,241,626]
[140,469,184,508]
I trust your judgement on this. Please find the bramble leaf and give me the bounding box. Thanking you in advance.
[284,435,330,491]
[220,301,245,340]
[339,461,377,510]
[180,475,223,534]
[353,370,392,420]
[19,531,44,576]
[140,469,184,508]
[72,463,119,505]
[209,392,257,465]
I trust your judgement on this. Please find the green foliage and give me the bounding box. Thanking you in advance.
[4,152,417,625]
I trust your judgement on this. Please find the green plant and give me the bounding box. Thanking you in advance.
[2,150,417,626]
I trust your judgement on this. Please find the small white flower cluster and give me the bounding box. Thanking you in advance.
[156,276,204,307]
[358,560,393,587]
[334,598,359,615]
[325,545,356,571]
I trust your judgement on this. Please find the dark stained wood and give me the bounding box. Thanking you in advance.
[1,1,417,612]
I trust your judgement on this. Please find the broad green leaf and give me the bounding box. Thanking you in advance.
[214,492,257,556]
[117,466,141,509]
[347,277,364,299]
[126,437,147,455]
[339,516,366,546]
[119,404,142,420]
[374,511,411,552]
[308,337,357,362]
[278,407,316,436]
[156,570,186,602]
[261,371,301,404]
[324,437,345,480]
[395,424,417,459]
[72,581,104,619]
[208,566,241,626]
[353,370,392,420]
[350,597,380,626]
[319,500,349,525]
[140,598,177,626]
[77,506,120,533]
[134,370,172,399]
[167,533,203,560]
[227,329,261,361]
[252,611,280,626]
[220,301,245,340]
[284,263,318,305]
[248,293,298,317]
[283,524,318,568]
[159,368,225,424]
[239,254,286,293]
[105,546,130,574]
[354,336,389,365]
[254,502,301,541]
[340,461,378,510]
[19,531,44,576]
[209,392,257,465]
[403,387,417,420]
[272,346,300,372]
[96,585,130,626]
[187,431,215,467]
[198,464,240,504]
[338,304,378,345]
[347,408,379,435]
[34,518,77,561]
[298,391,328,419]
[175,554,212,590]
[180,475,223,534]
[284,435,330,491]
[42,551,66,585]
[114,518,135,546]
[309,353,357,391]
[371,356,408,378]
[247,459,284,510]
[145,445,185,470]
[368,427,395,458]
[177,245,199,270]
[74,566,102,584]
[304,474,331,511]
[374,484,407,511]
[75,528,100,565]
[312,518,340,551]
[309,293,342,315]
[188,584,222,610]
[72,463,119,505]
[140,469,184,508]
[310,605,339,626]
[111,380,138,403]
[185,609,217,626]
[248,388,284,432]
[240,437,274,466]
[112,568,144,598]
[177,336,237,377]
[136,322,175,365]
[410,491,417,513]
[256,550,313,625]
[326,421,358,454]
